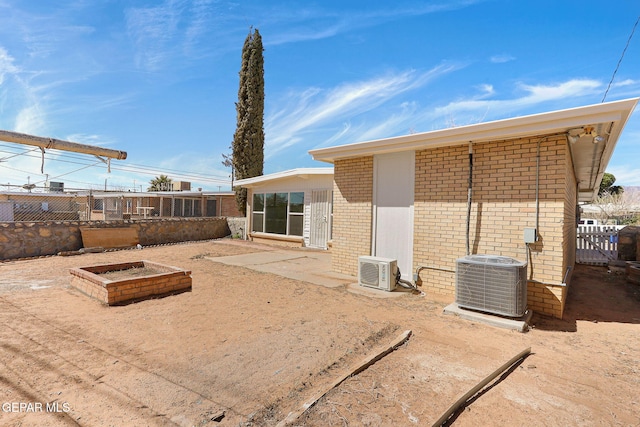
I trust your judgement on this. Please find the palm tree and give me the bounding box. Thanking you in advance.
[148,175,172,191]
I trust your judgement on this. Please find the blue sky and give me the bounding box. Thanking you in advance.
[0,0,639,192]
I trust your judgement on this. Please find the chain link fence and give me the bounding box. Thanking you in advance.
[0,193,86,222]
[0,191,239,222]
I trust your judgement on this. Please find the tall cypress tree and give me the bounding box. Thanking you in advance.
[232,28,264,215]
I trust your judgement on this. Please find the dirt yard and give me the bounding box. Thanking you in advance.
[1,239,639,427]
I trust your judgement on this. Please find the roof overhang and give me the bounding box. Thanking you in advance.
[309,98,638,203]
[234,167,334,188]
[89,191,234,198]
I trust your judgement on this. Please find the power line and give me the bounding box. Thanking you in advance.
[0,162,40,176]
[0,142,230,179]
[602,14,640,103]
[0,144,231,185]
[0,147,40,162]
[31,161,104,185]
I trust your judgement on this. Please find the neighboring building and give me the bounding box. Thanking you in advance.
[88,191,241,220]
[0,189,242,222]
[235,168,334,249]
[309,98,638,319]
[0,192,81,221]
[172,181,192,191]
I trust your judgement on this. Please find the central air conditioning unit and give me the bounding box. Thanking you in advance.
[358,256,397,291]
[455,255,527,317]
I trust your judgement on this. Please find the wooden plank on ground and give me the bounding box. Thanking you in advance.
[276,329,412,427]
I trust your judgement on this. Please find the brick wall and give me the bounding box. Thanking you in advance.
[70,261,192,305]
[413,144,469,295]
[412,136,573,317]
[332,157,374,275]
[331,136,576,318]
[218,195,243,217]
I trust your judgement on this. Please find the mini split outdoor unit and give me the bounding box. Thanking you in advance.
[358,256,397,291]
[455,255,527,317]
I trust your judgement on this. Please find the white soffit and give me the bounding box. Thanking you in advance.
[234,167,334,188]
[310,99,637,162]
[309,98,638,203]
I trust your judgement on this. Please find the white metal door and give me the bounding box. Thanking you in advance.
[309,190,330,249]
[373,151,414,280]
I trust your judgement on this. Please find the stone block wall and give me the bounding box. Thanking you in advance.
[0,217,230,260]
[226,217,246,239]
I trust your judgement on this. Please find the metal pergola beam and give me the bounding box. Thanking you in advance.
[0,129,127,160]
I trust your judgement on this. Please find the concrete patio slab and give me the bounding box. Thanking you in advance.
[206,247,418,299]
[206,249,355,288]
[345,282,415,298]
[443,303,533,332]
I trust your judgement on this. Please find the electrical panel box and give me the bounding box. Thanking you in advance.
[523,228,537,244]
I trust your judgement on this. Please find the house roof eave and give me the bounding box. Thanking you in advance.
[309,98,638,165]
[234,167,334,188]
[309,98,638,204]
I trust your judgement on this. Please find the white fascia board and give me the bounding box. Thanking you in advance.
[309,98,638,163]
[91,191,213,198]
[234,168,334,188]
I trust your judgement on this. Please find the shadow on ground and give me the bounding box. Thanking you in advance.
[531,264,640,332]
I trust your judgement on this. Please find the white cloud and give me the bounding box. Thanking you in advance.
[323,122,353,147]
[0,46,18,85]
[490,54,515,63]
[265,63,461,157]
[125,0,221,71]
[65,133,116,148]
[183,0,217,56]
[607,165,640,187]
[603,78,640,101]
[433,78,603,123]
[265,75,632,165]
[265,75,412,154]
[353,101,419,142]
[517,79,601,103]
[262,1,484,46]
[268,25,344,46]
[125,1,185,71]
[14,105,46,135]
[476,84,495,98]
[613,79,637,87]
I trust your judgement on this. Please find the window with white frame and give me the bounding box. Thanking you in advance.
[252,192,304,236]
[252,194,265,232]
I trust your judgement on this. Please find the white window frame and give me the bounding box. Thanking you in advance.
[251,191,304,236]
